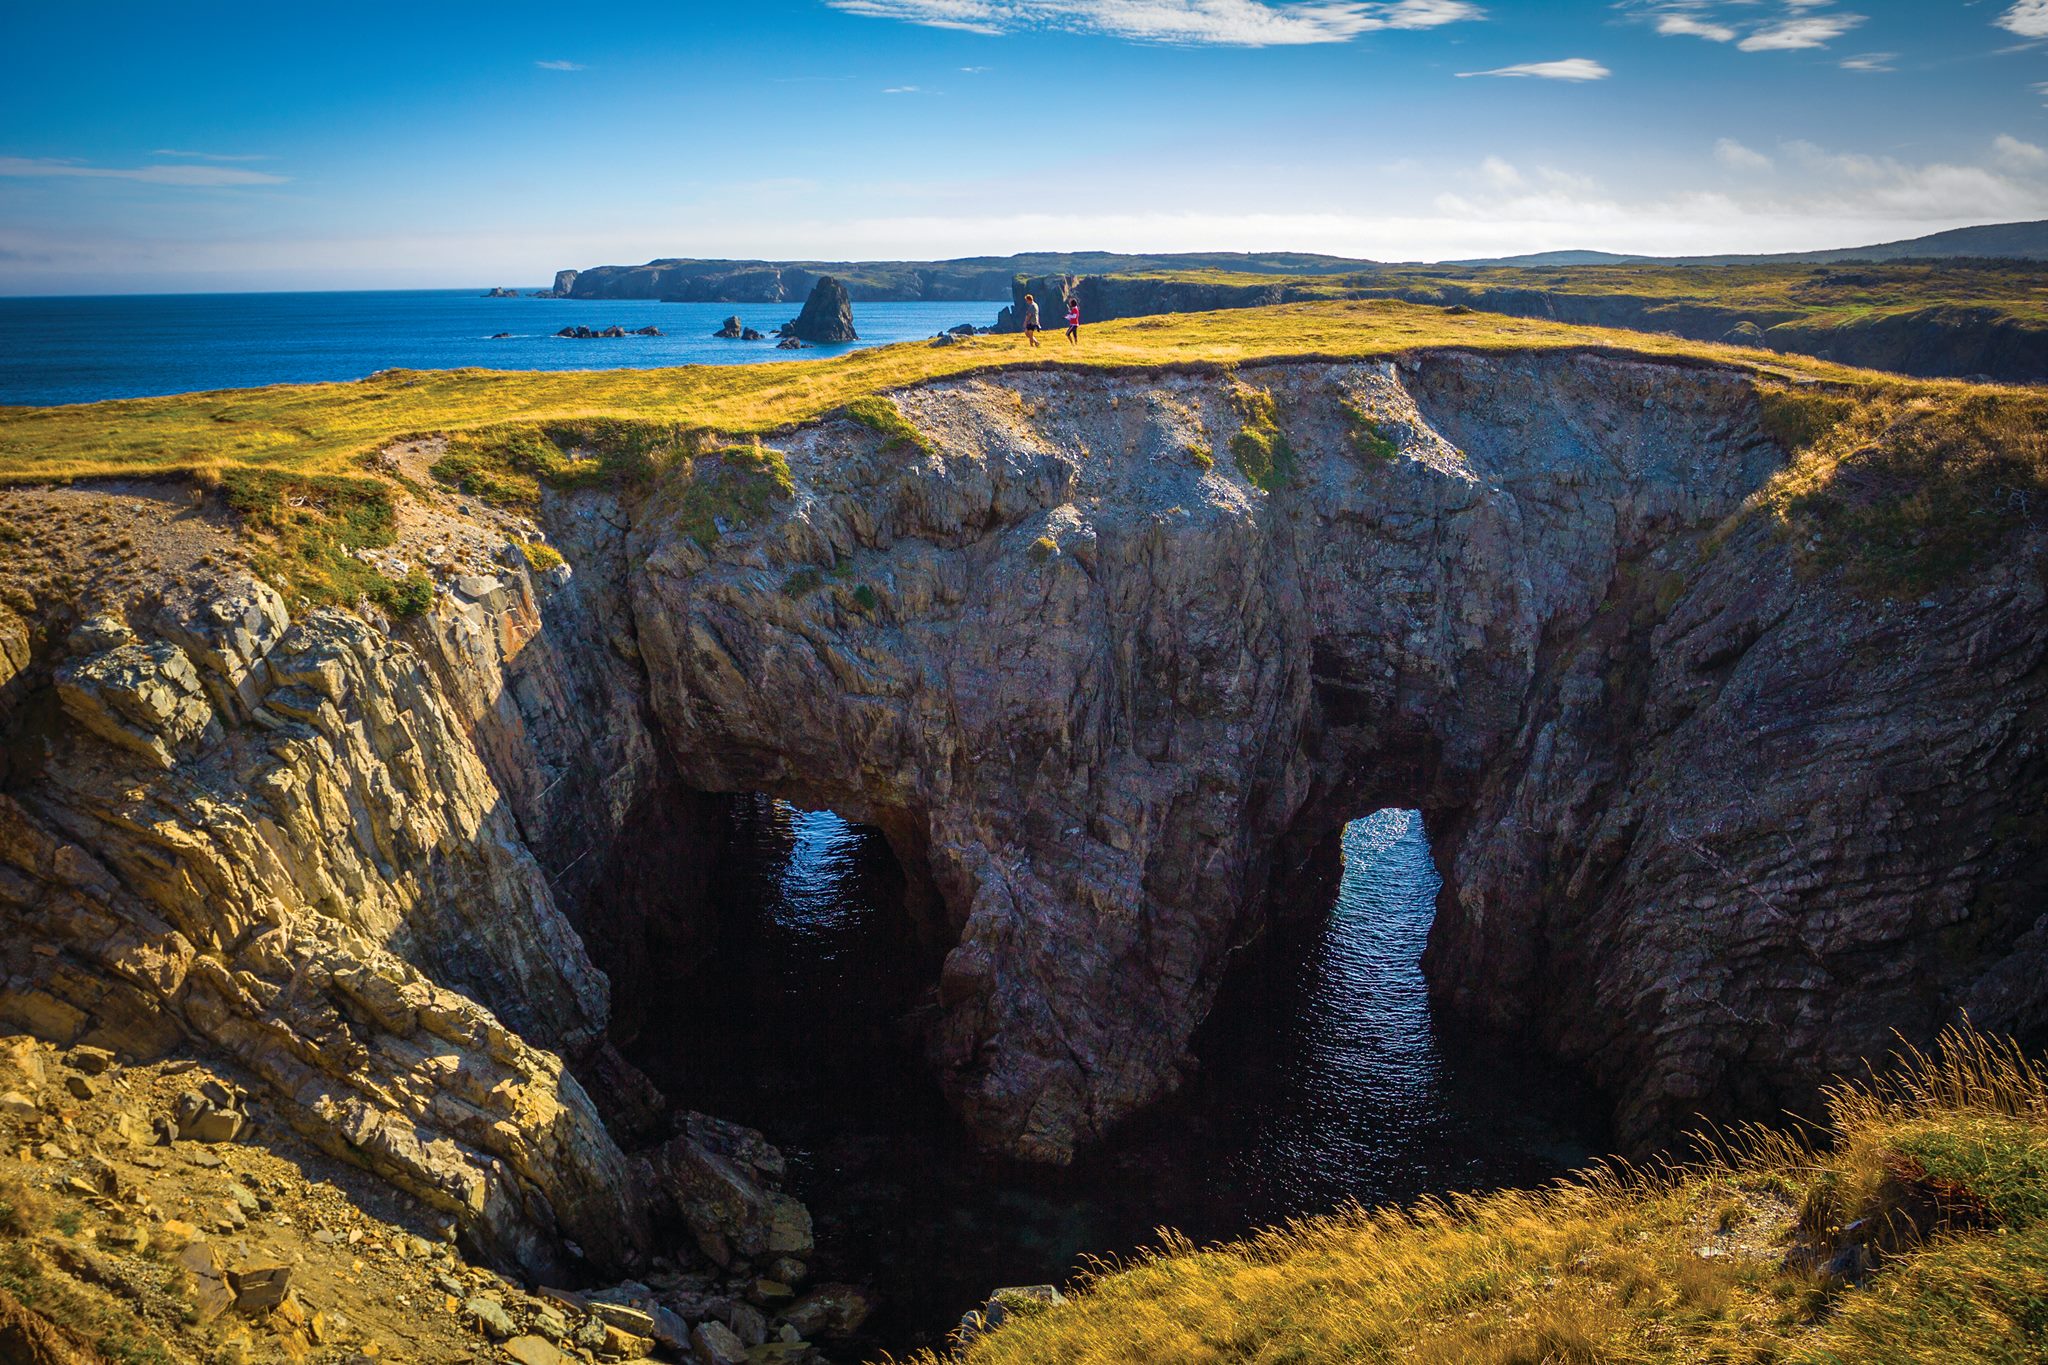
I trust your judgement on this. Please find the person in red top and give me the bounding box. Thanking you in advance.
[1065,297,1081,344]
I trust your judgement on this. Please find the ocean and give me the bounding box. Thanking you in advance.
[0,290,1007,407]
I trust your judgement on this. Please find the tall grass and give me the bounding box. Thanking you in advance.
[896,1024,2048,1365]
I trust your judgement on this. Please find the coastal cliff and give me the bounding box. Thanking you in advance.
[2,347,2043,1296]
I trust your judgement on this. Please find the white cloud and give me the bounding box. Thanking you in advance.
[884,85,928,92]
[1995,133,2048,168]
[1998,1,2048,38]
[151,148,272,162]
[1737,12,1863,51]
[1838,52,1894,72]
[1479,155,1525,188]
[535,59,586,70]
[1458,57,1610,81]
[1656,14,1735,41]
[0,156,287,187]
[1715,138,1773,171]
[823,0,1484,45]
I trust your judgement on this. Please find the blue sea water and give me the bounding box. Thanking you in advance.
[0,290,1008,407]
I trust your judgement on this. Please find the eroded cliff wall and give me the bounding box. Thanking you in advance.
[2,351,2042,1281]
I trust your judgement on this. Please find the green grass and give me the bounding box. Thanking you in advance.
[1340,399,1399,463]
[1129,259,2048,327]
[647,438,796,550]
[1227,383,1296,492]
[213,468,431,613]
[845,394,938,456]
[898,1025,2048,1365]
[1754,385,2048,592]
[0,301,1883,490]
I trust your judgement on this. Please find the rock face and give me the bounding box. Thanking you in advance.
[3,351,2043,1280]
[624,355,2048,1161]
[783,277,857,344]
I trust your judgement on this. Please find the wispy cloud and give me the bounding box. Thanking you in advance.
[1998,1,2048,39]
[1738,12,1863,52]
[151,148,272,162]
[1838,51,1895,72]
[824,0,1484,46]
[1715,137,1773,171]
[1629,2,1865,54]
[1458,57,1610,81]
[535,59,586,70]
[1655,14,1734,41]
[0,156,287,187]
[1995,133,2048,168]
[960,64,994,71]
[884,85,929,92]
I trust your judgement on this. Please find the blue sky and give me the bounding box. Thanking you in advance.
[3,1,2046,292]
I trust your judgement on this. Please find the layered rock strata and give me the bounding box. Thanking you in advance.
[2,349,2042,1283]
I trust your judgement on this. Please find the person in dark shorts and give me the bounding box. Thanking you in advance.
[1065,296,1080,344]
[1022,292,1041,346]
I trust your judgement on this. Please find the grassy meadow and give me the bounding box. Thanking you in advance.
[0,299,1875,488]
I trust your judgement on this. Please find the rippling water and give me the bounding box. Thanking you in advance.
[0,292,1006,406]
[629,800,1605,1356]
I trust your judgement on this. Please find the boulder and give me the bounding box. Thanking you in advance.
[780,1284,872,1339]
[783,276,857,344]
[776,337,805,350]
[505,1336,573,1365]
[714,316,746,339]
[464,1295,517,1340]
[741,327,766,341]
[632,326,662,336]
[228,1262,292,1314]
[691,1320,748,1365]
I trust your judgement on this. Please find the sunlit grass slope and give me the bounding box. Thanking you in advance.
[897,1026,2048,1365]
[1130,260,2048,327]
[0,299,1870,487]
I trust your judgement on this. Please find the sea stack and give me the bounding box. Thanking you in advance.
[785,275,858,343]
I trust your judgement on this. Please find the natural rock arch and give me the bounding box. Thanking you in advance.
[621,352,2048,1161]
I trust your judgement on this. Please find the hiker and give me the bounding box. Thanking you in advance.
[1022,292,1041,347]
[1065,296,1080,344]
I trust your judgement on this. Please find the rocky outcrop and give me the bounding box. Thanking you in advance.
[782,278,857,344]
[536,269,578,299]
[4,351,2042,1285]
[623,355,2047,1161]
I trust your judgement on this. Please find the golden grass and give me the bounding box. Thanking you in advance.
[894,1025,2048,1365]
[0,300,1883,488]
[1750,384,2048,591]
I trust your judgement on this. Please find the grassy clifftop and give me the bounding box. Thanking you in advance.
[903,1027,2048,1365]
[0,299,1874,488]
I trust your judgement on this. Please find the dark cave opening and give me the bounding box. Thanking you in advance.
[597,796,1609,1355]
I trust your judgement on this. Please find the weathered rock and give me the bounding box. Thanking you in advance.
[178,1242,234,1323]
[691,1319,749,1365]
[728,1300,768,1346]
[783,277,857,344]
[715,316,746,339]
[464,1295,516,1340]
[229,1263,292,1314]
[505,1335,573,1365]
[624,354,2048,1160]
[780,1284,871,1338]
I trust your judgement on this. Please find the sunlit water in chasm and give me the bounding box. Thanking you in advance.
[629,800,1605,1357]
